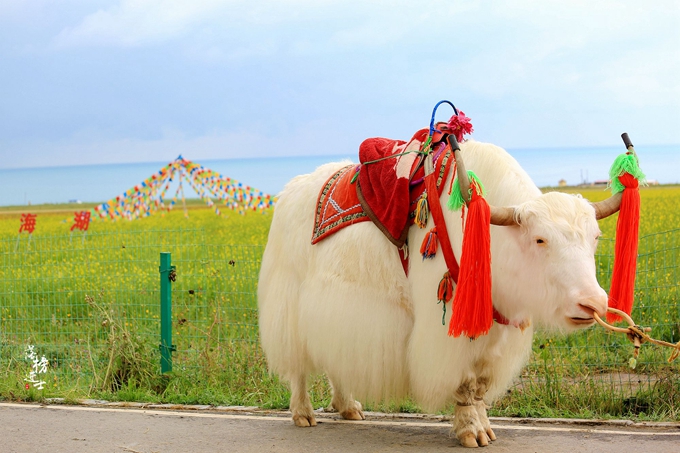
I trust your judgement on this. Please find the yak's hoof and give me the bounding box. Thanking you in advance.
[340,401,366,420]
[340,408,365,420]
[473,399,495,442]
[458,430,490,448]
[477,430,490,446]
[340,401,365,421]
[459,432,479,448]
[293,413,317,427]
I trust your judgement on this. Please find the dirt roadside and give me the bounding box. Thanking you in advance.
[1,402,679,453]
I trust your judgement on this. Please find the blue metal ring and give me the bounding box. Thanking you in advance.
[429,100,459,137]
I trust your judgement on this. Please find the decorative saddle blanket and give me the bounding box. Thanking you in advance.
[311,164,368,244]
[311,128,453,247]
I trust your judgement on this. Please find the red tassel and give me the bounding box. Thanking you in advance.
[437,271,455,326]
[449,184,493,339]
[438,271,454,303]
[607,173,640,323]
[420,227,438,259]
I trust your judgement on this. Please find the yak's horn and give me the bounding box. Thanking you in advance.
[449,135,518,226]
[449,135,471,203]
[591,190,623,220]
[489,206,518,226]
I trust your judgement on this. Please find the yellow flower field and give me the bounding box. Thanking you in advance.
[0,185,678,419]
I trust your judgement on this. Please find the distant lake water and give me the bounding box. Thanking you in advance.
[0,144,678,207]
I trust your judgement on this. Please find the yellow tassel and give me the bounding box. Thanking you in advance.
[415,192,429,228]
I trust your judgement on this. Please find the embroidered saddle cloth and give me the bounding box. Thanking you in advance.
[312,128,453,247]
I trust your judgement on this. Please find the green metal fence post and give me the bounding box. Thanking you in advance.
[159,252,176,373]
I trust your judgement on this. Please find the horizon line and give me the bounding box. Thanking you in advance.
[1,142,678,172]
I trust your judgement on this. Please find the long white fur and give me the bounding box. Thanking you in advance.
[258,139,607,416]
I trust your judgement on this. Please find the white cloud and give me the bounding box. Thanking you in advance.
[50,0,480,49]
[5,0,678,160]
[35,0,680,59]
[53,0,231,47]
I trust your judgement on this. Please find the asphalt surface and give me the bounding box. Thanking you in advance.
[1,402,679,452]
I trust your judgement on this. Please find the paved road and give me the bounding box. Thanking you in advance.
[1,402,679,453]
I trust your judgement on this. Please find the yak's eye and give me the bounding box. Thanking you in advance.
[536,238,545,245]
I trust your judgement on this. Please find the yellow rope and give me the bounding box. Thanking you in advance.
[594,308,680,363]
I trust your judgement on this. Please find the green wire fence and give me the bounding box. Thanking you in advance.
[0,228,678,416]
[1,229,262,391]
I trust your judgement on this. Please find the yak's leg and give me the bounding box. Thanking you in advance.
[474,377,496,442]
[290,374,316,427]
[329,379,365,421]
[453,379,488,448]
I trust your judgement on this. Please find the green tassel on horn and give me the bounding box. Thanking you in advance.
[608,153,646,194]
[448,171,486,211]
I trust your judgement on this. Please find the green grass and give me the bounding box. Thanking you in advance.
[1,207,275,407]
[1,187,679,420]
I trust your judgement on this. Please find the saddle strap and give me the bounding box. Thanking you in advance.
[424,153,460,282]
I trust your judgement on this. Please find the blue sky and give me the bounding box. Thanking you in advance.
[1,0,678,169]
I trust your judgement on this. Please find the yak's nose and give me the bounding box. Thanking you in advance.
[578,293,608,319]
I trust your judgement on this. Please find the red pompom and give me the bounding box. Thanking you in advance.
[446,111,474,143]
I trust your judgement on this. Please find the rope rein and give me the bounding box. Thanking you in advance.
[360,149,428,166]
[594,307,680,364]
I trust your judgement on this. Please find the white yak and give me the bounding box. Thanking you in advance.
[258,139,619,447]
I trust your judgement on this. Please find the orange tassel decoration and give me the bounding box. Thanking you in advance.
[438,270,454,303]
[420,227,438,259]
[607,172,640,323]
[437,271,454,326]
[449,182,493,339]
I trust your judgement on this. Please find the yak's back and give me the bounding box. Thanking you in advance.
[459,140,542,207]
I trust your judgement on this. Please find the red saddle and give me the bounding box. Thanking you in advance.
[311,128,453,247]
